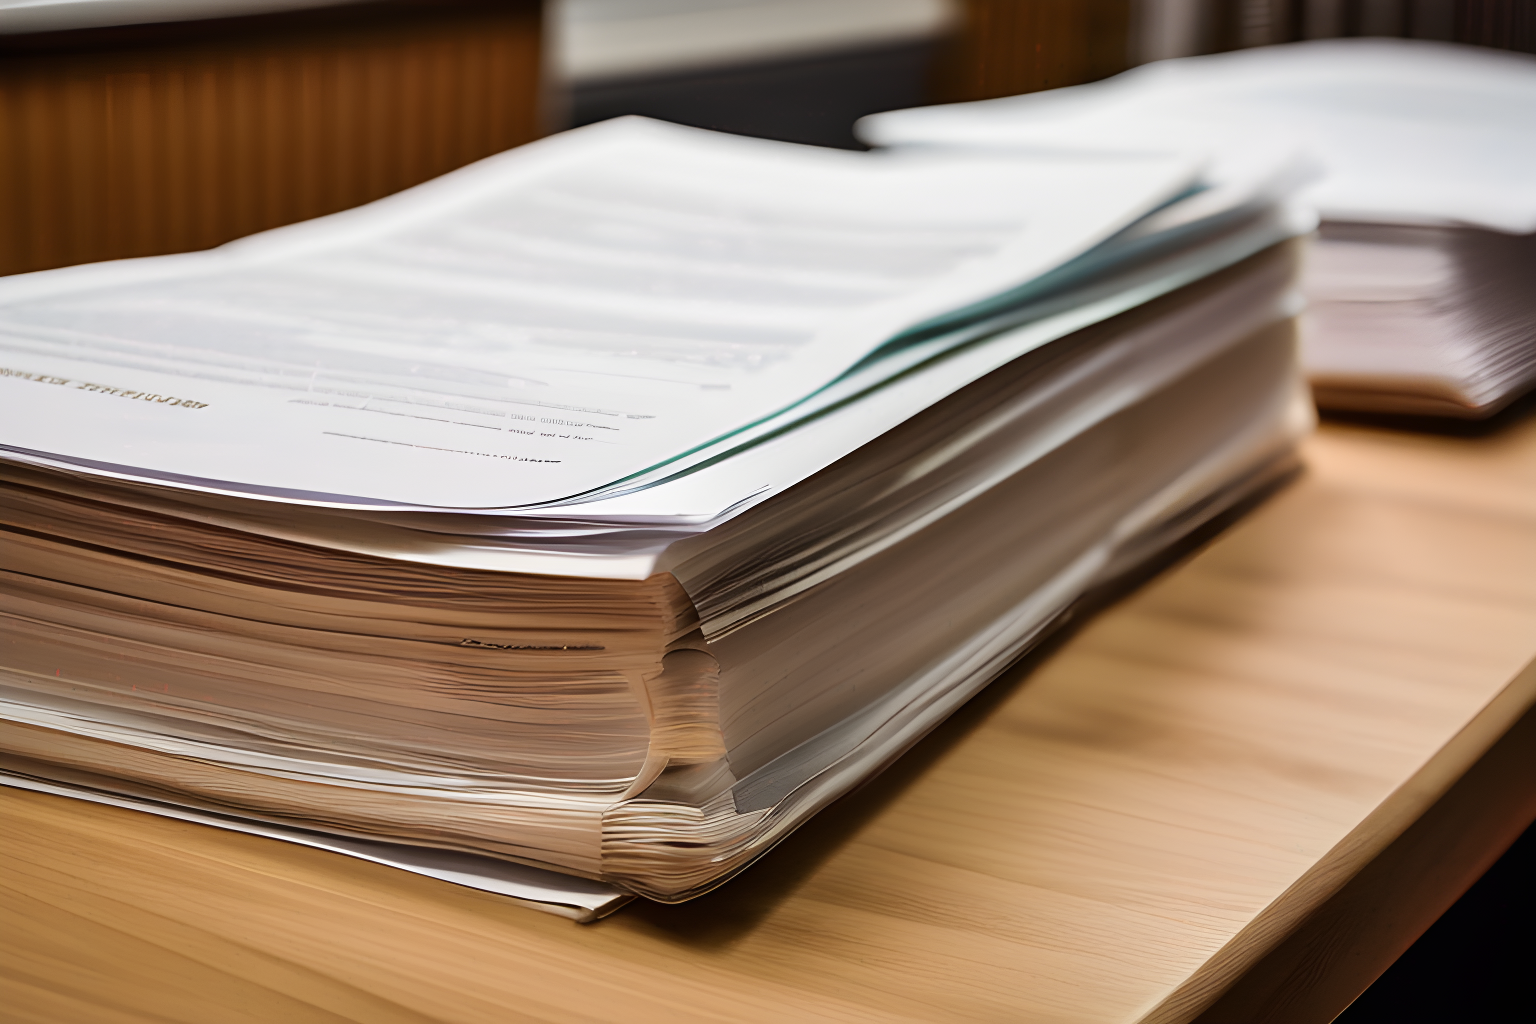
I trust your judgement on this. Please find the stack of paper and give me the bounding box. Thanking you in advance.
[0,117,1311,916]
[860,39,1536,418]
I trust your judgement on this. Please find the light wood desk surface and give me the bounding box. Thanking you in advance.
[4,416,1536,1024]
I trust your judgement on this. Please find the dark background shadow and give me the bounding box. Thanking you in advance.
[570,41,936,150]
[1336,820,1536,1022]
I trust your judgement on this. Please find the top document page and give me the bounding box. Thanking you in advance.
[0,118,1195,510]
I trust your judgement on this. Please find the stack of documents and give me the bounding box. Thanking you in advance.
[0,117,1311,915]
[860,39,1536,418]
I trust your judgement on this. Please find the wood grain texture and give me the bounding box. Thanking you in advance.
[930,0,1132,103]
[3,415,1536,1024]
[0,0,542,277]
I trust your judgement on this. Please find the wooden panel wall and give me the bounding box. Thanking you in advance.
[929,0,1132,104]
[0,0,542,277]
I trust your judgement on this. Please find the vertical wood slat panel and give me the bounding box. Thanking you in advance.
[0,0,542,277]
[929,0,1133,104]
[1163,1,1532,54]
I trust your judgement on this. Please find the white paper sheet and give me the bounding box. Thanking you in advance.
[0,117,1195,510]
[0,769,630,922]
[859,38,1536,234]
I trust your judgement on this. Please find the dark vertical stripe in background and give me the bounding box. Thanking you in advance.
[1200,0,1536,53]
[1457,0,1536,51]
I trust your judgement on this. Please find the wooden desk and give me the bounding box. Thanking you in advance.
[4,416,1535,1024]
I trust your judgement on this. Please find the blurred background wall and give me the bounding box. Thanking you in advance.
[3,0,1533,278]
[553,0,1131,145]
[0,0,543,277]
[554,0,1536,148]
